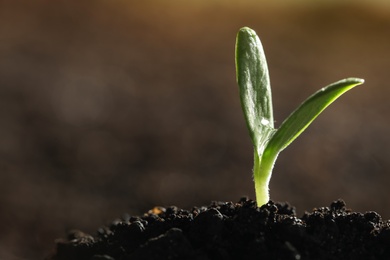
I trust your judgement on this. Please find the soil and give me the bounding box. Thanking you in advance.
[48,198,390,260]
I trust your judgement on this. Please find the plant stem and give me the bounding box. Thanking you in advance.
[253,148,278,206]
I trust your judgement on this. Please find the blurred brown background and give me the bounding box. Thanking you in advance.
[0,0,389,259]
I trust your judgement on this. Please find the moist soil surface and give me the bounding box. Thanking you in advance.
[49,198,390,260]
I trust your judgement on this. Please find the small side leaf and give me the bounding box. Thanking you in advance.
[235,27,275,152]
[265,78,364,155]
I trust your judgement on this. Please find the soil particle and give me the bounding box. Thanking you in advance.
[48,198,390,260]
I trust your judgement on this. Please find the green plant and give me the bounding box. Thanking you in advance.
[235,27,364,206]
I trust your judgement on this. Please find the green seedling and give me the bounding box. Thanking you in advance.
[235,27,364,206]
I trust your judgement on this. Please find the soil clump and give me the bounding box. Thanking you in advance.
[49,198,390,260]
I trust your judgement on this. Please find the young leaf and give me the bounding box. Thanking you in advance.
[265,78,364,155]
[235,27,275,153]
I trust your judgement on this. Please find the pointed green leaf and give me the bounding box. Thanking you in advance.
[265,78,364,155]
[235,27,275,152]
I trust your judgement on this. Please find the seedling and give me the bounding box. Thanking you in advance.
[235,27,364,206]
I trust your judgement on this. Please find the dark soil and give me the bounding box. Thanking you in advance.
[48,198,390,260]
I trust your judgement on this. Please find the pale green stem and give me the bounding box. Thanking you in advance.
[253,148,279,206]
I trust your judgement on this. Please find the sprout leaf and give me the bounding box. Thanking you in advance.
[266,78,364,154]
[236,27,275,154]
